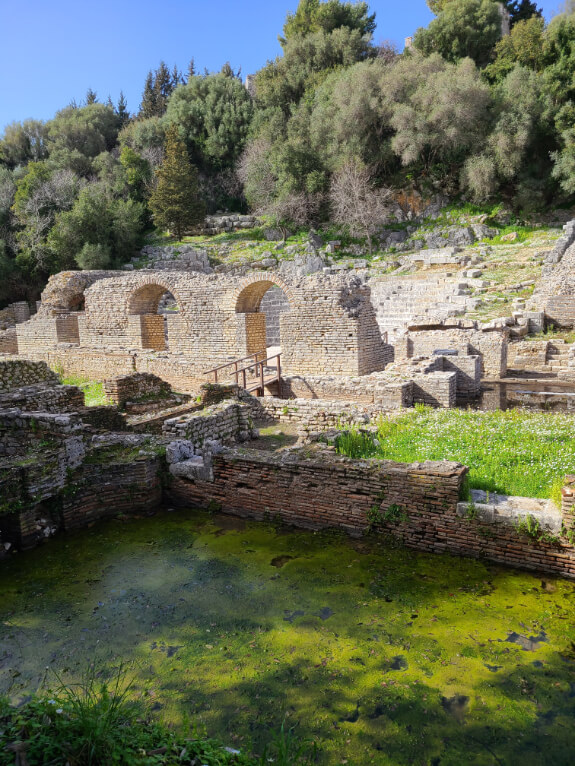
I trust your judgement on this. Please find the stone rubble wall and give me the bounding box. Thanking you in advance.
[0,383,84,413]
[162,400,256,447]
[0,358,59,392]
[103,372,173,408]
[134,245,212,273]
[200,213,258,236]
[243,394,386,434]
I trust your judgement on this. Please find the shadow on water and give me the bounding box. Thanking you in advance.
[1,509,575,764]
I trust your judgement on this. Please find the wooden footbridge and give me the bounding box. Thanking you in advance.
[204,351,282,395]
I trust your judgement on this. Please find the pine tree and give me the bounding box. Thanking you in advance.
[187,58,196,81]
[149,125,205,239]
[85,88,98,105]
[140,71,157,118]
[116,91,130,126]
[154,61,174,115]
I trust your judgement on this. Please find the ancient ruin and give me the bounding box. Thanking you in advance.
[4,220,575,580]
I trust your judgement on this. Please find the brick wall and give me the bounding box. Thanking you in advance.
[162,400,255,446]
[167,447,575,579]
[103,372,172,407]
[260,286,291,346]
[0,328,18,353]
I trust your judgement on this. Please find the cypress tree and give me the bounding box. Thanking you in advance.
[149,125,205,239]
[140,71,157,118]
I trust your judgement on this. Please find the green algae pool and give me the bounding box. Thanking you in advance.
[1,510,575,766]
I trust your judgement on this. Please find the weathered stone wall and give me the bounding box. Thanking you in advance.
[162,400,256,446]
[0,301,31,330]
[103,372,173,407]
[167,448,575,579]
[0,328,18,354]
[399,327,507,378]
[245,395,384,434]
[17,269,391,379]
[0,384,84,413]
[260,286,291,347]
[0,358,59,392]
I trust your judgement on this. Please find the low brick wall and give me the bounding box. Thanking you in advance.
[61,459,162,533]
[167,448,575,579]
[162,400,255,446]
[167,449,466,536]
[103,372,172,407]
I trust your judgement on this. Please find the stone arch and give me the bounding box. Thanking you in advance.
[227,272,295,356]
[128,281,182,316]
[226,272,296,313]
[126,279,185,351]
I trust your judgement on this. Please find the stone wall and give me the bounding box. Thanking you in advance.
[0,301,31,330]
[260,286,291,347]
[18,269,391,379]
[0,358,59,392]
[167,448,575,579]
[245,395,383,434]
[0,328,18,354]
[399,326,507,378]
[162,400,256,446]
[103,372,173,408]
[0,384,84,413]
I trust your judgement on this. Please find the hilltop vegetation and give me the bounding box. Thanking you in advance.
[1,0,574,306]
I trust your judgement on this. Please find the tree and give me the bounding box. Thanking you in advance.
[427,0,541,25]
[280,0,376,45]
[116,91,130,126]
[0,120,48,168]
[255,26,375,115]
[163,72,253,169]
[330,159,391,253]
[85,88,98,105]
[149,125,205,239]
[414,0,503,68]
[48,182,144,270]
[139,62,180,118]
[484,15,545,81]
[46,103,120,176]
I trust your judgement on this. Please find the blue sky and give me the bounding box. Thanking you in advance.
[0,0,564,131]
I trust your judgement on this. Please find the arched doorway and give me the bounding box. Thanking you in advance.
[128,283,180,351]
[234,278,292,358]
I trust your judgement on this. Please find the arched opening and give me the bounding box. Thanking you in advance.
[234,279,292,358]
[56,291,85,344]
[128,283,180,351]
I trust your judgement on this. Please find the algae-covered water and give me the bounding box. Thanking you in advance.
[1,509,575,765]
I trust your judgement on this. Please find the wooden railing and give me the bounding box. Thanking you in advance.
[204,351,282,395]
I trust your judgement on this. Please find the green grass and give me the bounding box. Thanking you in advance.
[336,406,575,501]
[0,666,315,765]
[61,376,111,407]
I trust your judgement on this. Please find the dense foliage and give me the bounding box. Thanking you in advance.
[2,0,575,306]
